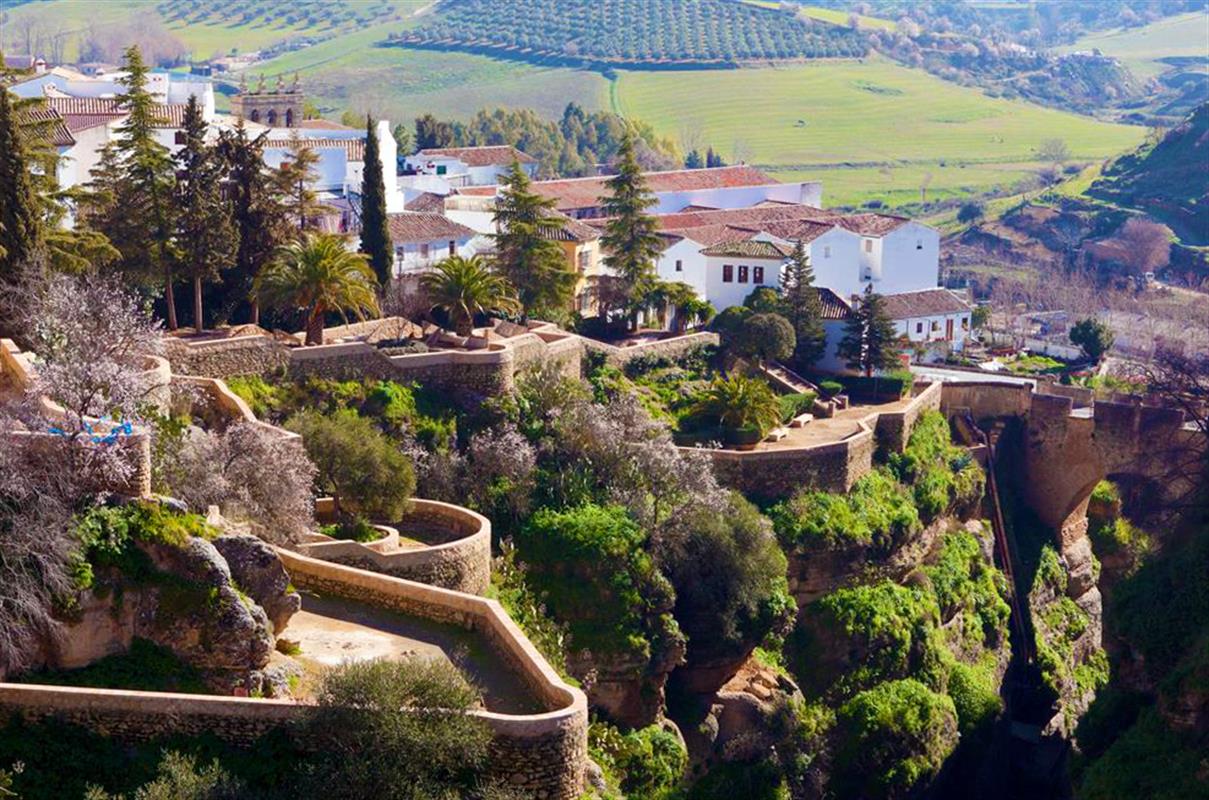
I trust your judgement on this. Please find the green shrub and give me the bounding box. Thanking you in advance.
[778,391,816,423]
[489,539,573,680]
[287,409,415,521]
[83,750,244,800]
[834,679,958,800]
[842,374,911,401]
[772,468,920,552]
[590,721,687,798]
[819,380,843,398]
[517,504,680,660]
[946,659,1002,733]
[320,518,383,543]
[225,375,281,420]
[73,502,219,589]
[1076,708,1207,800]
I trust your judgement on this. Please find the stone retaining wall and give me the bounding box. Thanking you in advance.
[162,335,291,378]
[277,550,588,798]
[873,381,943,454]
[698,424,876,502]
[0,551,588,799]
[579,331,719,367]
[300,500,492,595]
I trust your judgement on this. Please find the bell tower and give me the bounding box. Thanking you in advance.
[231,72,302,128]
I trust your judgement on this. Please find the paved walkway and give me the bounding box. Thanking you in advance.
[286,592,542,714]
[759,395,916,451]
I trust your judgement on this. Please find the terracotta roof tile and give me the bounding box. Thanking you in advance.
[298,118,354,130]
[699,240,793,259]
[527,165,778,211]
[661,223,762,247]
[879,289,970,320]
[543,213,600,243]
[817,287,853,321]
[835,213,912,236]
[417,145,536,166]
[405,191,447,212]
[386,212,477,243]
[19,106,75,147]
[44,96,187,127]
[265,137,366,161]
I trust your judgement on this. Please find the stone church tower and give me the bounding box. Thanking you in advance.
[232,73,302,128]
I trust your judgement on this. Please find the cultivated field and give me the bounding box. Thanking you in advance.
[611,58,1147,207]
[1058,11,1209,79]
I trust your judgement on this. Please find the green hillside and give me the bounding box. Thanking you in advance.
[391,0,868,66]
[612,58,1148,207]
[1058,11,1209,80]
[1087,103,1209,245]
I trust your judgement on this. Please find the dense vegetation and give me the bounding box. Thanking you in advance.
[389,0,868,66]
[157,0,398,38]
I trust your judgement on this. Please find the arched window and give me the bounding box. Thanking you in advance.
[285,109,294,127]
[267,109,278,127]
[249,109,260,123]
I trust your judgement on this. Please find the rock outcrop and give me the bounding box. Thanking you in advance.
[213,532,301,633]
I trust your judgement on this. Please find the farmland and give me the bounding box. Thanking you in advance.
[1058,11,1209,79]
[611,58,1148,207]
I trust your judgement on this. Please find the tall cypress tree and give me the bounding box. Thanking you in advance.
[216,121,288,326]
[837,286,902,376]
[359,115,393,286]
[84,46,179,327]
[780,240,826,369]
[491,160,574,320]
[599,130,662,328]
[0,84,43,281]
[175,95,236,332]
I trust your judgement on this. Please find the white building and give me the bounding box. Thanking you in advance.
[404,145,538,189]
[880,289,972,359]
[386,213,480,276]
[699,239,792,312]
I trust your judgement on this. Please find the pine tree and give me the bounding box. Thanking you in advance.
[277,132,323,235]
[599,130,662,328]
[684,149,703,169]
[359,115,393,286]
[837,286,902,376]
[780,240,826,369]
[84,46,179,327]
[0,84,43,281]
[216,121,288,325]
[174,94,235,332]
[491,160,574,319]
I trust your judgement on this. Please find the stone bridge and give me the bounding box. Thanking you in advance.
[940,381,1202,544]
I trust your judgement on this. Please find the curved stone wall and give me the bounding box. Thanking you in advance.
[300,499,492,595]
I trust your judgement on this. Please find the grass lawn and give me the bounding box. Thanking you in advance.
[1057,11,1209,79]
[612,57,1146,207]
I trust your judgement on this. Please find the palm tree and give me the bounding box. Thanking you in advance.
[691,374,782,436]
[421,255,521,336]
[257,232,380,346]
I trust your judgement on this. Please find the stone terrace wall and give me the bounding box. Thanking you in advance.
[873,381,943,454]
[277,550,588,798]
[699,425,876,502]
[579,331,719,367]
[162,335,291,379]
[939,381,1034,421]
[300,500,491,595]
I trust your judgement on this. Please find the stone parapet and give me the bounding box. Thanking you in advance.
[300,499,492,595]
[579,331,719,367]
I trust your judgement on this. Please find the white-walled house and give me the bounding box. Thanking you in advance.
[404,146,537,188]
[700,240,792,312]
[750,220,864,299]
[813,288,859,374]
[844,217,941,296]
[655,234,710,298]
[386,213,479,276]
[880,289,972,359]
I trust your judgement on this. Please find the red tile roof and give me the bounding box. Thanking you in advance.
[404,191,447,212]
[661,223,763,247]
[699,240,793,259]
[265,137,366,161]
[755,218,839,244]
[43,96,187,128]
[817,287,853,321]
[526,165,779,211]
[417,145,536,166]
[298,118,354,131]
[835,213,912,236]
[19,106,75,147]
[543,214,600,243]
[386,212,477,243]
[879,289,970,320]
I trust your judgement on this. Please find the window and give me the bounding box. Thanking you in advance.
[930,320,940,332]
[916,239,923,250]
[915,322,923,334]
[722,264,733,283]
[738,265,749,283]
[420,243,430,260]
[578,251,590,271]
[448,240,456,257]
[285,109,294,127]
[267,109,277,127]
[249,109,260,123]
[823,246,831,258]
[961,316,969,330]
[753,266,764,284]
[864,239,874,253]
[174,130,186,145]
[675,259,683,272]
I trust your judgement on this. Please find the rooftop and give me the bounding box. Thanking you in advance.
[489,165,780,211]
[404,191,447,213]
[417,145,536,166]
[879,288,971,319]
[386,212,478,243]
[816,287,853,321]
[699,239,794,259]
[297,118,354,131]
[43,96,188,128]
[264,137,366,161]
[18,105,75,147]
